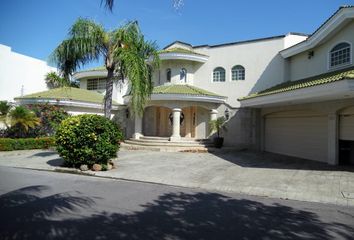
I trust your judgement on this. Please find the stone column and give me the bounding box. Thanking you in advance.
[210,109,218,121]
[132,115,143,139]
[170,108,181,141]
[327,112,338,165]
[209,109,218,135]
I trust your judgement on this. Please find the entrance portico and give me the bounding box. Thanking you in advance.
[128,85,226,142]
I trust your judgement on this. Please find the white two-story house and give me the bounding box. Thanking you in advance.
[17,6,354,165]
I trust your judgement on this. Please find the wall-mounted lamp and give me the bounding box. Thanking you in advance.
[308,51,314,59]
[224,108,230,120]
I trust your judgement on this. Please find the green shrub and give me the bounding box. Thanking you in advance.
[0,137,55,151]
[55,114,122,168]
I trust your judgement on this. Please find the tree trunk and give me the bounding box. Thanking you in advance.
[104,68,114,119]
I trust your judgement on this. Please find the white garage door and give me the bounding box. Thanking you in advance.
[339,106,354,141]
[265,111,328,162]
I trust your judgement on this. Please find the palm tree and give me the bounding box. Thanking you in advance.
[45,72,79,89]
[102,0,184,11]
[9,106,40,133]
[51,18,159,118]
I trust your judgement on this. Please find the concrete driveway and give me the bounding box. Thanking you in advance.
[0,149,354,207]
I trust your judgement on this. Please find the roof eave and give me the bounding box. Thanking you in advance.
[15,98,120,110]
[281,7,354,58]
[239,79,354,108]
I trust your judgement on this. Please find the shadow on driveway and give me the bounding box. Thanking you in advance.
[211,150,354,172]
[0,185,353,239]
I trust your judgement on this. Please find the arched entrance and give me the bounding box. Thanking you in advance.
[142,105,210,139]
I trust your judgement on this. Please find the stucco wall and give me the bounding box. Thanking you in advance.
[289,21,354,81]
[79,77,128,105]
[193,38,288,107]
[0,44,56,102]
[157,60,198,86]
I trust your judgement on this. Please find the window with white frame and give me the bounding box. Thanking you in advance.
[87,78,107,90]
[213,67,225,82]
[329,42,351,68]
[231,65,245,80]
[166,68,171,82]
[180,68,187,82]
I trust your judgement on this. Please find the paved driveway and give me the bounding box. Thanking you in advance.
[0,149,354,206]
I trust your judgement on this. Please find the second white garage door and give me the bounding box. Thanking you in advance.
[265,111,328,162]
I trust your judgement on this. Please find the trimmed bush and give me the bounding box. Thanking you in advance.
[0,137,55,151]
[55,114,122,168]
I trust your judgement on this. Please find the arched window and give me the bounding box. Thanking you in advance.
[232,65,245,80]
[180,68,187,82]
[330,42,351,68]
[213,67,225,82]
[166,68,171,82]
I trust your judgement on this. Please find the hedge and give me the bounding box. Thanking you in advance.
[0,137,55,151]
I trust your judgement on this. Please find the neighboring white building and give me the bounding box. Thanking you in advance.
[0,44,56,102]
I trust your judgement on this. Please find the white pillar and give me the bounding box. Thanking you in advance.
[328,113,338,165]
[209,109,218,136]
[170,108,181,141]
[210,109,218,121]
[132,115,143,139]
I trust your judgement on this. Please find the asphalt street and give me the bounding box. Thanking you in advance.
[0,166,354,240]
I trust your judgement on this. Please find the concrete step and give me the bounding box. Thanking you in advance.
[125,139,213,147]
[128,138,212,145]
[120,142,214,152]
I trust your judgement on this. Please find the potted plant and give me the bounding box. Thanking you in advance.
[209,116,227,148]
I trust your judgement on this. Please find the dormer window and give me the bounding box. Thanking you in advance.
[231,65,245,80]
[213,67,225,82]
[180,68,187,82]
[166,68,171,82]
[329,42,351,68]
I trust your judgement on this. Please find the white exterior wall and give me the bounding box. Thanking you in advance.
[194,38,286,107]
[79,77,129,105]
[0,44,56,101]
[289,21,354,81]
[157,60,197,86]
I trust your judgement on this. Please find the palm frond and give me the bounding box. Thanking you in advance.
[50,18,107,78]
[113,21,160,116]
[102,0,114,11]
[9,106,40,132]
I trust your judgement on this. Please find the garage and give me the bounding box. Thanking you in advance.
[339,106,354,165]
[264,110,328,162]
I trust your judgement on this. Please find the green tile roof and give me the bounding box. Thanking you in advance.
[152,84,224,97]
[15,87,119,105]
[158,48,208,57]
[239,66,354,100]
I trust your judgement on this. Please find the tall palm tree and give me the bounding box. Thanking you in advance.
[51,18,159,118]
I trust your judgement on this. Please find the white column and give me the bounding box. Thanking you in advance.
[210,109,218,121]
[170,108,181,141]
[209,109,218,136]
[132,115,143,139]
[327,113,338,165]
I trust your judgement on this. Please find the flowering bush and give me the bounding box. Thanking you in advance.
[55,114,123,168]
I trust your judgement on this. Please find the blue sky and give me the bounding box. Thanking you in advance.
[0,0,352,67]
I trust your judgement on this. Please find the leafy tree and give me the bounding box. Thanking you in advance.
[45,72,79,88]
[51,19,159,118]
[8,106,40,137]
